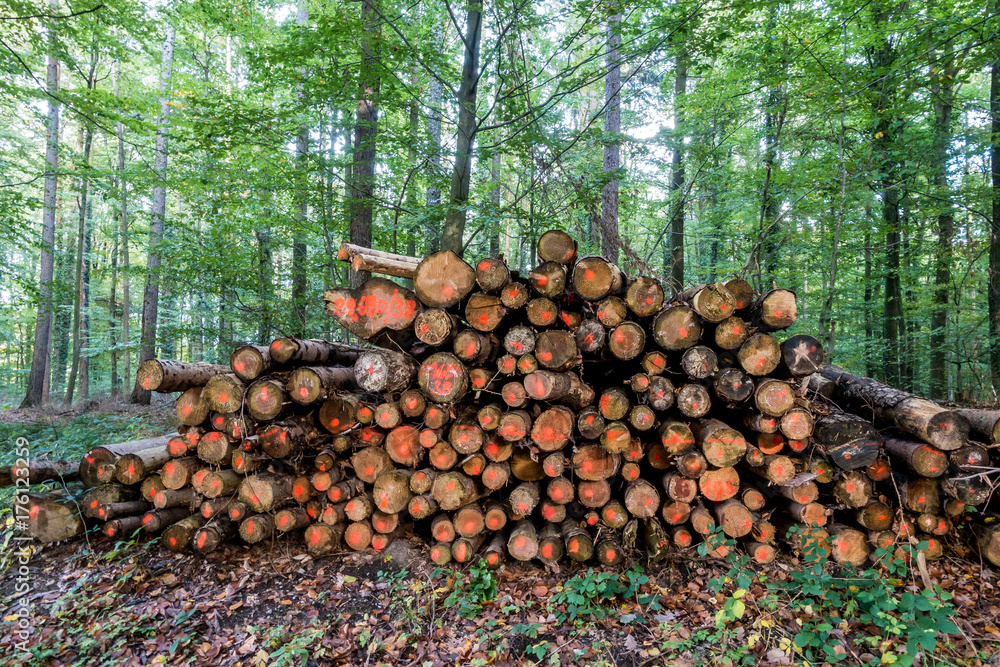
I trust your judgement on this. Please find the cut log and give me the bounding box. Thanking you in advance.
[509,482,540,518]
[355,349,418,393]
[373,470,413,514]
[883,437,948,478]
[652,305,701,350]
[324,278,423,343]
[197,432,235,465]
[137,360,230,393]
[345,521,374,551]
[754,379,795,417]
[412,250,476,308]
[817,365,969,450]
[141,507,191,533]
[79,434,176,488]
[573,256,623,300]
[529,261,567,298]
[531,406,574,452]
[537,229,578,264]
[576,320,606,354]
[203,373,245,414]
[269,337,366,366]
[287,366,356,405]
[677,384,711,418]
[952,408,1000,444]
[230,344,275,382]
[162,515,206,552]
[693,419,747,467]
[418,353,469,403]
[738,334,781,376]
[714,316,750,350]
[812,410,882,471]
[245,377,286,421]
[681,346,718,380]
[238,474,292,512]
[431,471,479,510]
[239,514,274,544]
[507,519,539,561]
[176,388,210,426]
[304,523,345,555]
[577,480,612,507]
[608,322,646,360]
[713,367,754,404]
[828,524,869,566]
[624,480,660,518]
[199,470,242,499]
[698,467,740,502]
[153,487,201,510]
[25,495,85,543]
[752,288,797,330]
[713,499,753,537]
[647,376,676,411]
[626,276,666,318]
[534,330,578,371]
[563,522,594,561]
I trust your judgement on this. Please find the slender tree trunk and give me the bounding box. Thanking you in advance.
[256,222,274,343]
[930,56,956,398]
[291,5,309,333]
[863,203,875,377]
[989,40,1000,391]
[118,72,131,394]
[426,52,444,253]
[52,223,71,394]
[131,25,176,404]
[80,198,92,398]
[22,2,61,408]
[440,3,483,258]
[668,49,687,291]
[349,0,381,285]
[65,44,99,405]
[600,11,621,265]
[489,151,501,256]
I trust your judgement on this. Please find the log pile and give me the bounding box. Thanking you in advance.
[21,230,1000,569]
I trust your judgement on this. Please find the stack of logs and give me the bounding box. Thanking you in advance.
[22,230,1000,569]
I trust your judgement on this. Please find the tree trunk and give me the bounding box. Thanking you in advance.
[291,5,309,332]
[22,0,61,408]
[668,49,687,291]
[426,72,443,251]
[66,44,99,404]
[990,32,1000,392]
[871,5,903,387]
[131,25,175,404]
[440,2,483,257]
[929,56,955,398]
[119,90,130,392]
[600,11,621,264]
[348,0,380,287]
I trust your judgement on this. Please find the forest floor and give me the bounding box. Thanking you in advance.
[1,403,1000,666]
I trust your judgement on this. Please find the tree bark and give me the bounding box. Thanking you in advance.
[990,29,1000,391]
[668,49,687,291]
[929,52,957,398]
[601,11,621,264]
[131,25,175,404]
[440,2,483,257]
[22,0,61,408]
[291,4,309,332]
[348,0,380,286]
[65,43,99,404]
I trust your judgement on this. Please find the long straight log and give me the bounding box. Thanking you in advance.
[817,365,969,450]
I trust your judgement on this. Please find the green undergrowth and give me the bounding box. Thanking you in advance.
[397,525,972,667]
[0,411,174,506]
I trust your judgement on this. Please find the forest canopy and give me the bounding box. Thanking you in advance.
[0,0,997,407]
